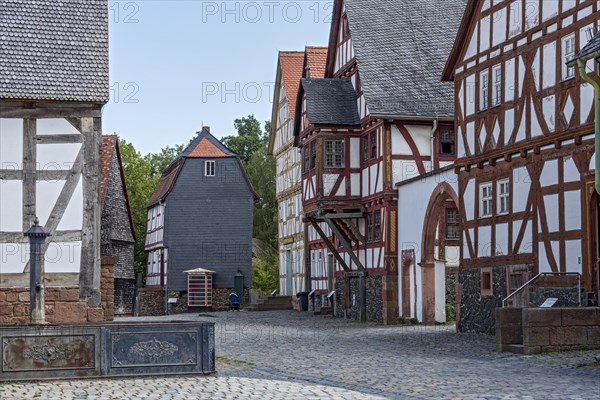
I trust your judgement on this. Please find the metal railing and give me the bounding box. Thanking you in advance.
[502,272,582,308]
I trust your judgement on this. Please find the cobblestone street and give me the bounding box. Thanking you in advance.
[1,311,598,399]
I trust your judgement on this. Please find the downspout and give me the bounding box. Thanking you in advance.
[576,59,600,194]
[430,119,438,172]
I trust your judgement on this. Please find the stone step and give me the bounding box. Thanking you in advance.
[506,344,525,355]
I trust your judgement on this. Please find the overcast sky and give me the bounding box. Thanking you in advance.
[103,0,332,154]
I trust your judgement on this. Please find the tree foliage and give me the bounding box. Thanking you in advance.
[221,115,267,164]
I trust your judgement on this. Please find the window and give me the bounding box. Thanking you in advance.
[370,133,377,159]
[374,211,382,242]
[497,179,510,215]
[481,269,493,296]
[440,130,455,156]
[310,141,317,170]
[205,160,215,176]
[492,65,502,106]
[480,70,489,110]
[325,140,345,168]
[366,213,373,242]
[446,209,460,240]
[362,136,369,162]
[479,182,493,218]
[302,147,309,172]
[562,34,576,80]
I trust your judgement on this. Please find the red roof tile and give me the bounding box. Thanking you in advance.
[187,137,230,158]
[305,46,328,79]
[279,51,305,122]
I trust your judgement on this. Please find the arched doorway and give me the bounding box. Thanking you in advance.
[420,182,459,324]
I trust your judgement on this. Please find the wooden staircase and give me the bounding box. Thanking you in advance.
[245,296,293,311]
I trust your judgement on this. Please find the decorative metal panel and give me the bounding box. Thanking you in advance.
[111,331,198,368]
[2,335,95,372]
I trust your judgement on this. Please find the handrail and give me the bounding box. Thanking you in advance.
[502,272,582,308]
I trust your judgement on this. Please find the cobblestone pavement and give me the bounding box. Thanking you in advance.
[1,311,599,399]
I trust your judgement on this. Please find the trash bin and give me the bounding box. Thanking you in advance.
[296,291,310,311]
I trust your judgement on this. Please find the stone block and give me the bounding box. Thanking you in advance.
[60,289,80,302]
[45,290,60,301]
[13,304,28,317]
[17,291,29,302]
[0,305,13,316]
[523,345,542,355]
[87,308,105,322]
[497,325,523,345]
[587,326,600,345]
[495,307,522,325]
[522,308,562,327]
[561,308,600,326]
[523,327,550,346]
[549,326,588,346]
[0,291,5,302]
[5,292,18,302]
[54,302,88,323]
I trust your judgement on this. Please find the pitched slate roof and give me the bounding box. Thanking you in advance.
[146,128,259,208]
[341,0,466,119]
[0,0,109,102]
[301,78,360,126]
[575,31,600,62]
[100,135,136,240]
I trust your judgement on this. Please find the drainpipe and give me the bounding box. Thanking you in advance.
[576,59,600,194]
[430,119,438,172]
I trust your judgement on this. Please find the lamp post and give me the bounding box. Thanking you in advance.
[24,217,51,324]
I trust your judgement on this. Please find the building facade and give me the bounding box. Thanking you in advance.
[0,0,115,323]
[100,136,136,315]
[294,0,465,323]
[144,128,258,312]
[269,47,327,298]
[443,0,599,334]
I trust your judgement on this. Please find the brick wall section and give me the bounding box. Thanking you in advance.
[0,258,116,324]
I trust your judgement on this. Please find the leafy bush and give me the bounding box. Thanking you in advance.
[446,303,456,322]
[252,248,279,294]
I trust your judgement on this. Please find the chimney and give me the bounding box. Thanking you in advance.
[202,126,210,133]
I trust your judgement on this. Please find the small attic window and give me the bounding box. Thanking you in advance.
[205,160,215,177]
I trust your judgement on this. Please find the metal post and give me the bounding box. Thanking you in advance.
[24,218,51,324]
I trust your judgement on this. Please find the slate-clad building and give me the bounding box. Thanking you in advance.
[143,128,258,312]
[100,136,136,315]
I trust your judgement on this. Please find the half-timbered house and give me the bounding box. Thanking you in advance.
[143,128,258,312]
[0,0,113,322]
[442,0,599,334]
[294,0,465,323]
[100,136,136,315]
[269,47,327,299]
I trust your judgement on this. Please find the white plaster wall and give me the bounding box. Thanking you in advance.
[0,181,22,231]
[391,125,412,155]
[496,223,509,256]
[37,118,79,135]
[565,240,582,275]
[323,174,338,196]
[542,42,556,90]
[492,8,507,47]
[581,83,595,125]
[44,241,82,273]
[505,58,515,103]
[405,125,432,156]
[540,159,558,187]
[543,194,560,233]
[0,243,28,273]
[543,95,556,132]
[435,260,446,323]
[465,75,475,116]
[464,179,475,221]
[0,119,23,167]
[478,225,492,258]
[350,138,360,169]
[564,190,581,231]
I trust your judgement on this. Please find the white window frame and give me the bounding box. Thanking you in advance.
[479,182,493,218]
[562,34,576,80]
[324,139,345,168]
[492,65,502,107]
[205,160,215,177]
[497,179,510,215]
[480,70,489,111]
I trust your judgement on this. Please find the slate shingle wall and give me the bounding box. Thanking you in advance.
[164,158,254,291]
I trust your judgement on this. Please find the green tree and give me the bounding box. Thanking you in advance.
[221,115,267,165]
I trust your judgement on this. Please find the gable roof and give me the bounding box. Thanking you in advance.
[146,128,259,208]
[268,48,328,154]
[442,0,480,81]
[101,135,136,241]
[326,0,466,119]
[0,0,109,103]
[301,78,361,126]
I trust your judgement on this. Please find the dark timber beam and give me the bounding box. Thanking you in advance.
[342,218,366,243]
[35,134,83,144]
[310,222,350,272]
[324,218,365,271]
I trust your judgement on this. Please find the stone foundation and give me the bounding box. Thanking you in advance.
[138,287,250,314]
[114,278,135,315]
[137,287,165,316]
[0,258,116,324]
[335,274,383,323]
[446,266,458,307]
[496,307,600,354]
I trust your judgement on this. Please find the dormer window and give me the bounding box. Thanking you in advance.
[205,160,215,176]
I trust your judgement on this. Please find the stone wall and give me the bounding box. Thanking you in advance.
[334,274,383,323]
[457,266,508,335]
[137,287,251,314]
[137,287,164,316]
[496,307,600,354]
[446,266,458,307]
[0,259,115,324]
[114,278,135,315]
